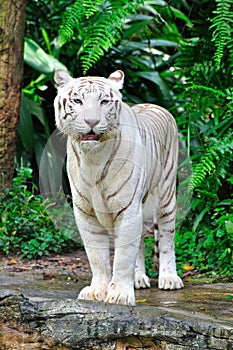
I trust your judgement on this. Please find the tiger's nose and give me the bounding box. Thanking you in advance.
[84,118,100,128]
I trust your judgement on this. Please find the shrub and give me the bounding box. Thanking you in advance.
[0,167,78,258]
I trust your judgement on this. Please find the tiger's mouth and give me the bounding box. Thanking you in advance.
[79,131,101,142]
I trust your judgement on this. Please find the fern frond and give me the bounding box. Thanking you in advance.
[58,0,105,44]
[83,0,102,19]
[210,0,233,70]
[188,148,218,191]
[58,0,85,45]
[228,39,233,71]
[80,0,144,73]
[58,0,144,73]
[186,84,226,97]
[189,133,233,191]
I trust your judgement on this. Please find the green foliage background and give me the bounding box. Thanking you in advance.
[1,0,232,278]
[0,167,78,258]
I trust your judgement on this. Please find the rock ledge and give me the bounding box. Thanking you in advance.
[0,287,233,350]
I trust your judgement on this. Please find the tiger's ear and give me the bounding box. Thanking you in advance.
[108,70,124,90]
[54,70,72,88]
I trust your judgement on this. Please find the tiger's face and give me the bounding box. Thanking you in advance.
[54,70,124,149]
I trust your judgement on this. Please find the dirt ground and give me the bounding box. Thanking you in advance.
[0,249,91,280]
[0,249,231,286]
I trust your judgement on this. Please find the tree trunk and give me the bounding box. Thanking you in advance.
[0,0,25,195]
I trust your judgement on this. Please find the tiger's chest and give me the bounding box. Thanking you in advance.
[68,150,144,228]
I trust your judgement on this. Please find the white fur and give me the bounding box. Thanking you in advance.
[54,70,184,306]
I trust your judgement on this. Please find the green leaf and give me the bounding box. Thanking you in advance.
[216,229,225,238]
[226,294,233,300]
[169,7,193,27]
[149,39,179,47]
[227,176,233,185]
[203,117,233,138]
[225,220,233,235]
[123,19,151,39]
[193,207,209,231]
[18,94,34,154]
[41,27,52,55]
[133,71,172,100]
[24,37,67,73]
[34,134,47,171]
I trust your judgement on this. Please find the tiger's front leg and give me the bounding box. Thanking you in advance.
[105,209,142,306]
[75,211,112,302]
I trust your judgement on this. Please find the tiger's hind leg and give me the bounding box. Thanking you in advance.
[157,185,183,290]
[134,239,150,289]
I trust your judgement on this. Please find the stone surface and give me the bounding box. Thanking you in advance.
[0,272,233,349]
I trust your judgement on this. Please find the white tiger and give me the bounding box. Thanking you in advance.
[54,69,184,306]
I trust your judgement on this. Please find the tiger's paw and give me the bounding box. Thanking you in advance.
[158,274,184,290]
[78,285,107,302]
[134,272,151,289]
[105,282,136,306]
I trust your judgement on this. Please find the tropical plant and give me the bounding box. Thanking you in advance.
[57,0,193,74]
[209,0,233,70]
[12,0,232,277]
[58,0,145,73]
[0,167,78,258]
[171,0,233,277]
[175,0,233,191]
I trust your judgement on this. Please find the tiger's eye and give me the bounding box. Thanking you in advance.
[73,98,83,105]
[100,100,110,105]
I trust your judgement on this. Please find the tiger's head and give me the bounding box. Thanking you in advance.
[54,70,124,149]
